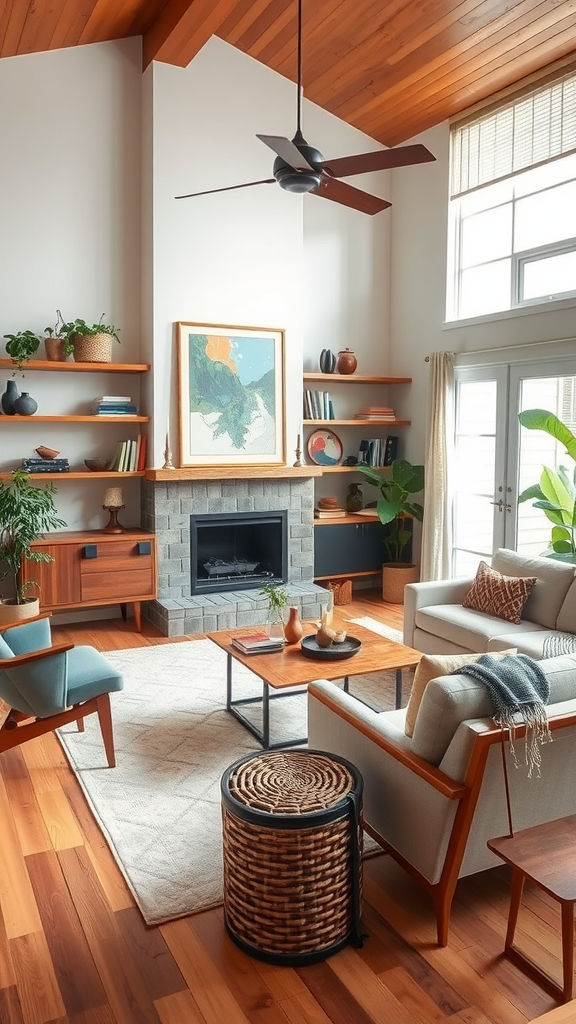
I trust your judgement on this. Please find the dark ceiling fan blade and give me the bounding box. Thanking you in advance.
[321,144,435,178]
[311,176,391,215]
[256,134,315,172]
[175,178,276,199]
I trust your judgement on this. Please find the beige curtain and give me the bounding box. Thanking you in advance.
[420,351,455,581]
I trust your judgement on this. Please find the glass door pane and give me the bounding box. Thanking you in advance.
[452,368,508,575]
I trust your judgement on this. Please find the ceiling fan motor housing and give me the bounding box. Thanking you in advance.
[273,140,323,193]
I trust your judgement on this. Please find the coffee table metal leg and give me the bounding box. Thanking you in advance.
[225,654,306,749]
[395,668,403,709]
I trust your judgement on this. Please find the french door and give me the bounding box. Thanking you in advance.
[452,358,576,576]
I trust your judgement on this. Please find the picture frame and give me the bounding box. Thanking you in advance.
[176,322,286,467]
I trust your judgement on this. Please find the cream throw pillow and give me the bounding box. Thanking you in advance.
[405,649,517,737]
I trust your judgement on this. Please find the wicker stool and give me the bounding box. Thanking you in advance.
[221,749,364,965]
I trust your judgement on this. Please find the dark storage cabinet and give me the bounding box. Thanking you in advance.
[314,521,386,577]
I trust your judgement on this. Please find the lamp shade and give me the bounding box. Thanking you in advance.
[103,487,123,508]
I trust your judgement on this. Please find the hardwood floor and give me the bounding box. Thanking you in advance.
[0,590,567,1024]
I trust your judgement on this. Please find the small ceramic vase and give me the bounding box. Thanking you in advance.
[14,392,38,416]
[319,349,336,374]
[1,379,19,415]
[284,606,304,644]
[346,483,363,513]
[337,348,357,374]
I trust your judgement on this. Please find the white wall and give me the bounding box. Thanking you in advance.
[0,39,143,529]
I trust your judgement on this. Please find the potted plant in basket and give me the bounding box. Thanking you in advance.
[358,459,424,603]
[58,313,121,363]
[518,409,576,563]
[0,468,67,624]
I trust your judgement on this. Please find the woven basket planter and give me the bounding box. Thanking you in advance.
[382,562,419,604]
[221,749,364,965]
[72,332,114,363]
[0,597,40,626]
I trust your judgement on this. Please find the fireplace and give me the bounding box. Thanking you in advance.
[190,510,288,595]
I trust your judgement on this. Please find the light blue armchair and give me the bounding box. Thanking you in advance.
[0,613,123,766]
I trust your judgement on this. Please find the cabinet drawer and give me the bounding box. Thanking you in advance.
[81,567,154,602]
[79,538,152,572]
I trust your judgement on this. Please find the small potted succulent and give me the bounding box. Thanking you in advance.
[59,314,121,363]
[3,329,40,374]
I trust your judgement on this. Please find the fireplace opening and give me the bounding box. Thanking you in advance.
[190,511,288,595]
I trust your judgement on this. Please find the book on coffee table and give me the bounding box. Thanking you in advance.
[231,632,285,655]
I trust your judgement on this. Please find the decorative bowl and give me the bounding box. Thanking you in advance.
[84,458,109,472]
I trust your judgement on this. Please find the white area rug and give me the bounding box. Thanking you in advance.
[350,617,403,644]
[58,634,400,925]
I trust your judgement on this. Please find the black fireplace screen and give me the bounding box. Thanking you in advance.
[190,511,288,594]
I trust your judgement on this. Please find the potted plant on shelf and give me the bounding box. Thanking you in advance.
[59,314,121,363]
[3,329,40,374]
[43,310,75,362]
[358,458,424,603]
[0,468,67,624]
[259,581,288,637]
[518,409,576,563]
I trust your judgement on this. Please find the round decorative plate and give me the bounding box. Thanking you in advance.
[307,428,343,467]
[300,635,362,660]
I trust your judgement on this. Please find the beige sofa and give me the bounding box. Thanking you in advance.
[308,652,576,945]
[403,548,576,657]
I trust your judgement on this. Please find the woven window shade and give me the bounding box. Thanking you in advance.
[451,72,576,198]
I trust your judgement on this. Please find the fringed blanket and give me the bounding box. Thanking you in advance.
[455,654,552,776]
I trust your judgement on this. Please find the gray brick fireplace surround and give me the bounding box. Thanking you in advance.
[142,475,326,636]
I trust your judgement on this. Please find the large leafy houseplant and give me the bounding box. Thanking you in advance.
[517,409,576,562]
[357,459,425,563]
[0,469,67,606]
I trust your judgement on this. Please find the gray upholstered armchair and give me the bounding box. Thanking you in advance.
[0,613,123,766]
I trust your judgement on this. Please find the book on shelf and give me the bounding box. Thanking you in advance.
[303,389,335,420]
[22,458,69,473]
[100,396,132,403]
[314,508,347,518]
[136,432,148,472]
[94,403,138,416]
[231,632,285,654]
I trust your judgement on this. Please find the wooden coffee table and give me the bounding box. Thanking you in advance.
[207,621,422,749]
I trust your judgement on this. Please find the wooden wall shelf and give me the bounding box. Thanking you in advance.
[0,472,145,481]
[0,359,150,373]
[303,373,412,384]
[8,415,149,422]
[304,419,411,426]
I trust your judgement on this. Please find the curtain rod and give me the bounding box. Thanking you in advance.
[424,337,574,361]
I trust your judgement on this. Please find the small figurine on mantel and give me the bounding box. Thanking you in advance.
[345,483,363,513]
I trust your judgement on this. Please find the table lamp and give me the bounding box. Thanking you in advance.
[102,486,125,534]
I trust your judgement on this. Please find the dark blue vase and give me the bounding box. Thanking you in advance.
[1,379,19,415]
[14,391,38,416]
[319,349,336,373]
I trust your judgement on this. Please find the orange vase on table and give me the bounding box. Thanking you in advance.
[284,606,304,644]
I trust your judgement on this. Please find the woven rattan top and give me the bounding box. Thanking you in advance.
[227,751,355,814]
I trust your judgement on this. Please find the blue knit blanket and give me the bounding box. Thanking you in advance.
[454,654,552,776]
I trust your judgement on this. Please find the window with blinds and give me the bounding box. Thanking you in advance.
[446,69,576,322]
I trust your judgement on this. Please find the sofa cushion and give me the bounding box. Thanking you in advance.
[405,649,517,737]
[488,631,562,659]
[492,548,575,629]
[556,579,576,634]
[463,560,536,624]
[410,653,576,765]
[415,603,543,652]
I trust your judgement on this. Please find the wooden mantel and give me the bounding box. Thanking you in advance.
[145,466,323,481]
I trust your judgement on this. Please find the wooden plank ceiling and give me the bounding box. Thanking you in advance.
[2,0,575,146]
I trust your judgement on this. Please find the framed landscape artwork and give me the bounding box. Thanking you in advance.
[176,322,286,467]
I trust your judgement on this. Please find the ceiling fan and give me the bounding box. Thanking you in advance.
[175,0,435,215]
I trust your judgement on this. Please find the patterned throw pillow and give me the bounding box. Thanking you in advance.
[463,560,537,625]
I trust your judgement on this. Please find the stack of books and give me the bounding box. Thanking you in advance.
[354,406,396,420]
[94,395,138,416]
[231,632,285,655]
[22,457,69,473]
[109,433,147,472]
[314,506,347,519]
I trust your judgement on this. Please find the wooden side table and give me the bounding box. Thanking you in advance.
[488,815,576,1003]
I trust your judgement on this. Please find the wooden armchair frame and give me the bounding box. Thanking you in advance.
[0,613,116,766]
[310,686,576,945]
